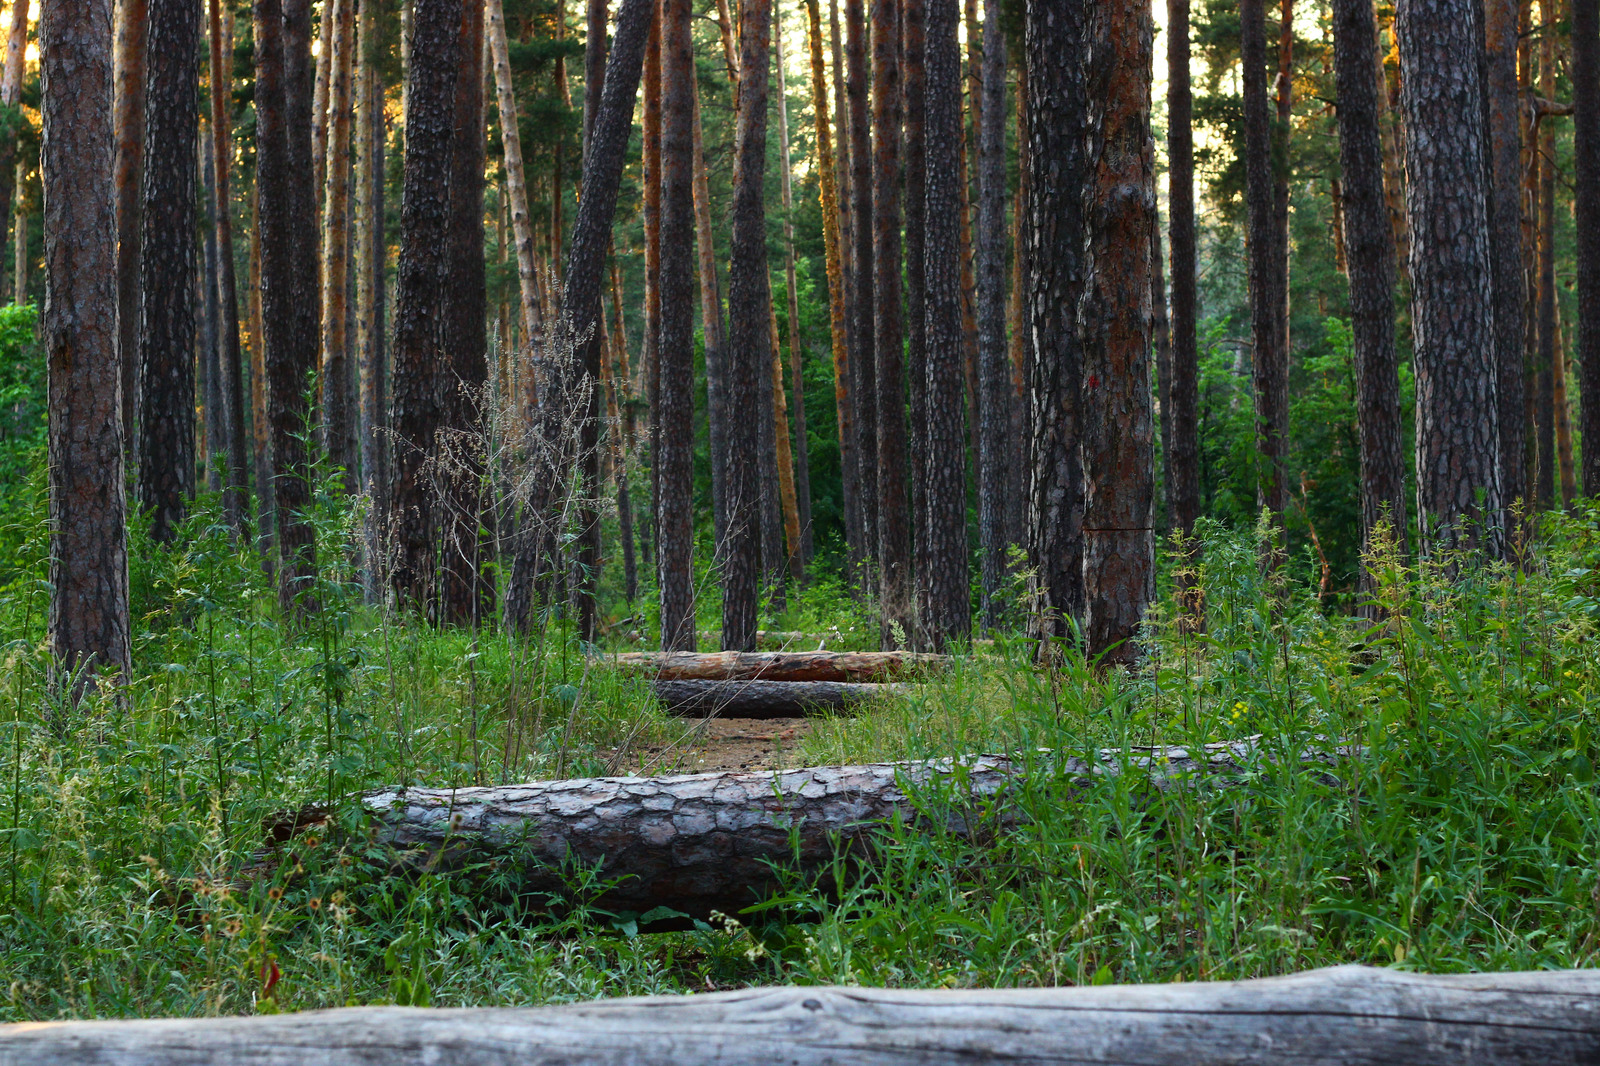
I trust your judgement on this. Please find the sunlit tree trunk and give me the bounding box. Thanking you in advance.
[42,0,133,693]
[357,0,388,552]
[114,0,147,447]
[1577,0,1600,496]
[975,0,1005,627]
[846,0,876,569]
[1486,0,1526,518]
[692,80,732,553]
[829,0,862,563]
[1167,0,1199,537]
[1535,5,1556,511]
[774,5,814,575]
[321,0,357,491]
[208,0,249,535]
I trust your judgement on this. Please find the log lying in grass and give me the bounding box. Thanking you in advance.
[604,649,948,682]
[8,964,1599,1064]
[282,739,1349,917]
[655,679,905,717]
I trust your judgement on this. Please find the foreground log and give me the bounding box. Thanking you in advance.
[7,964,1599,1064]
[273,739,1349,917]
[605,649,948,682]
[656,678,904,717]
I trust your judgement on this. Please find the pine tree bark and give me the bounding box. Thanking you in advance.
[1535,8,1556,511]
[1375,13,1410,286]
[830,0,863,564]
[200,123,223,494]
[724,0,774,652]
[357,0,387,546]
[1577,0,1600,497]
[208,0,249,535]
[923,0,970,648]
[975,0,1005,628]
[774,7,814,574]
[441,0,494,628]
[693,80,733,555]
[114,0,147,449]
[1396,0,1501,554]
[872,0,910,643]
[42,0,133,692]
[1025,7,1084,647]
[487,0,545,373]
[389,0,459,614]
[904,0,928,637]
[806,0,852,569]
[1078,0,1154,666]
[312,0,333,222]
[321,0,357,492]
[640,9,661,584]
[1272,0,1293,358]
[1006,64,1031,554]
[1241,0,1288,527]
[248,188,275,549]
[1553,298,1576,502]
[658,0,698,651]
[845,0,876,567]
[1167,0,1199,536]
[771,303,803,577]
[136,0,200,544]
[1486,0,1526,515]
[1330,0,1408,593]
[0,0,31,304]
[1151,198,1172,533]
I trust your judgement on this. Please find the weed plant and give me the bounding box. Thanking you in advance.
[0,480,1597,1018]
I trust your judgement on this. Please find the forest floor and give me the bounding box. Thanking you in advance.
[2,508,1600,1019]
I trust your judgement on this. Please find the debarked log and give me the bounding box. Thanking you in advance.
[602,649,949,682]
[7,964,1599,1065]
[284,738,1351,918]
[655,678,905,717]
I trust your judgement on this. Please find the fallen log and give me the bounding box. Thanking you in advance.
[655,679,904,717]
[274,738,1349,918]
[7,964,1598,1064]
[603,649,948,682]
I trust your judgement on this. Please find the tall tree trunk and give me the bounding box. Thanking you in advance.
[1554,298,1576,502]
[903,0,927,637]
[487,0,545,373]
[1006,62,1031,554]
[0,0,31,304]
[640,8,660,586]
[770,302,803,577]
[806,0,851,568]
[1024,6,1083,648]
[1272,0,1293,358]
[114,0,148,449]
[199,122,222,493]
[1078,0,1154,666]
[1241,0,1288,529]
[724,0,774,651]
[1374,11,1410,285]
[922,0,970,649]
[389,0,459,614]
[1486,0,1526,517]
[604,281,638,602]
[774,5,814,575]
[1397,0,1501,553]
[42,0,133,692]
[1331,0,1408,599]
[846,0,876,571]
[658,0,698,650]
[553,0,569,284]
[975,0,1005,628]
[872,0,910,643]
[1151,198,1172,533]
[248,187,275,549]
[692,80,732,553]
[312,0,333,222]
[830,0,863,564]
[357,0,388,552]
[1520,0,1537,499]
[321,0,357,492]
[137,0,199,544]
[1578,0,1600,497]
[584,0,609,159]
[1535,6,1556,510]
[209,0,249,535]
[441,0,493,628]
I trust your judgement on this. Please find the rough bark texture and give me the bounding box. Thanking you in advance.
[975,0,1005,627]
[1536,6,1556,511]
[1331,0,1409,577]
[774,8,815,574]
[0,0,30,303]
[1077,0,1154,666]
[208,0,248,535]
[904,0,928,639]
[846,0,876,567]
[389,0,459,613]
[1580,0,1600,497]
[321,0,357,491]
[13,966,1600,1065]
[248,188,275,550]
[1486,0,1527,514]
[1166,0,1198,537]
[693,81,732,553]
[922,0,970,649]
[1397,0,1501,554]
[487,0,545,369]
[256,739,1351,918]
[639,10,660,582]
[1241,0,1287,525]
[136,0,200,544]
[657,0,698,651]
[356,0,387,553]
[654,679,904,717]
[606,649,949,681]
[1026,3,1084,648]
[1151,201,1172,532]
[441,0,494,628]
[723,0,774,653]
[113,0,147,448]
[42,0,133,691]
[830,0,863,566]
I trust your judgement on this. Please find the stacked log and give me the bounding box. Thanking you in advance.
[653,679,905,717]
[10,965,1597,1063]
[599,651,947,716]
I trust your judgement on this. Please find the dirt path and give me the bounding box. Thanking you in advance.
[604,717,815,775]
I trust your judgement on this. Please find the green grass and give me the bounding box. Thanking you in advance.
[1,488,1599,1019]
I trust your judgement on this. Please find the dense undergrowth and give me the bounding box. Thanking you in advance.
[1,463,1598,1016]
